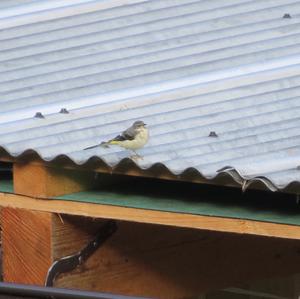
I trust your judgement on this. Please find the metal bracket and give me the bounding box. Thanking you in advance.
[45,220,117,287]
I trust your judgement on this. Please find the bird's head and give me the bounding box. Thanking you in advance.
[133,120,147,128]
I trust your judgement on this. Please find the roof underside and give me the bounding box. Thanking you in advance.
[0,0,300,192]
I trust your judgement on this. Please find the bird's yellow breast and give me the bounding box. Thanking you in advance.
[119,127,149,150]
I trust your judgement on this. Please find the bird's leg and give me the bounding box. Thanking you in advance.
[130,150,143,160]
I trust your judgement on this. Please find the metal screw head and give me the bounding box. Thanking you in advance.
[283,13,291,18]
[60,108,69,114]
[78,256,83,265]
[34,112,45,119]
[209,131,218,137]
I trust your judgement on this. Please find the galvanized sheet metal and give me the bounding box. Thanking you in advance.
[0,0,300,192]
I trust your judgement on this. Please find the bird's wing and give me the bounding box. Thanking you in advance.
[122,125,137,140]
[110,125,137,142]
[84,124,138,149]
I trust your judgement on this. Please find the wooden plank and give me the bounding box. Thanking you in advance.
[3,158,297,195]
[51,217,300,298]
[1,208,52,285]
[13,162,96,197]
[7,158,242,192]
[0,192,300,240]
[2,207,300,298]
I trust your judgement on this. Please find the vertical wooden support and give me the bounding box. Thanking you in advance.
[1,208,108,287]
[2,162,98,285]
[2,208,52,285]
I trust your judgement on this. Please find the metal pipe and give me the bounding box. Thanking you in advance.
[0,282,148,299]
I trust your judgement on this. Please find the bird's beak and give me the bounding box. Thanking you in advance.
[144,123,147,126]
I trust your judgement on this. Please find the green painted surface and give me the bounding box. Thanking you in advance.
[0,180,13,193]
[1,179,299,226]
[56,188,300,227]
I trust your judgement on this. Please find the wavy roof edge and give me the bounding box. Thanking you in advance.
[1,146,299,193]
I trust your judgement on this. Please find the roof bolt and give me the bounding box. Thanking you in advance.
[60,108,69,114]
[283,13,291,19]
[209,131,218,137]
[34,112,45,119]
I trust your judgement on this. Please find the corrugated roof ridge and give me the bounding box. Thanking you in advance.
[0,0,249,46]
[1,1,299,62]
[2,40,300,97]
[3,99,300,153]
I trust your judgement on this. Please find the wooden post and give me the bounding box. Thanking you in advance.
[2,162,98,285]
[1,208,107,286]
[2,208,52,285]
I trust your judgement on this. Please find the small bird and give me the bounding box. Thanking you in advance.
[84,120,149,157]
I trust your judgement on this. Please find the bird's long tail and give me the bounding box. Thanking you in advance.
[107,140,121,145]
[84,141,110,150]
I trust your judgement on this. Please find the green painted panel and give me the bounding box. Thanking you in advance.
[0,180,13,193]
[1,179,299,226]
[56,189,300,227]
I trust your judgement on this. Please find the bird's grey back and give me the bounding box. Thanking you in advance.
[121,124,138,140]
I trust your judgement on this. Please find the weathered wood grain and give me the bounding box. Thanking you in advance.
[2,208,300,298]
[0,192,300,240]
[13,163,96,197]
[1,208,52,285]
[53,220,300,298]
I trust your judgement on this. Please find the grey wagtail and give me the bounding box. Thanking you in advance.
[84,120,149,156]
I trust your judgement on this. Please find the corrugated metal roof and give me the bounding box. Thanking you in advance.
[0,0,300,192]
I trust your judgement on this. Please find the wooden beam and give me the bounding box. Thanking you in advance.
[7,158,242,192]
[3,158,297,194]
[0,192,299,240]
[51,217,300,298]
[1,208,52,285]
[13,162,96,197]
[2,207,300,299]
[1,207,105,287]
